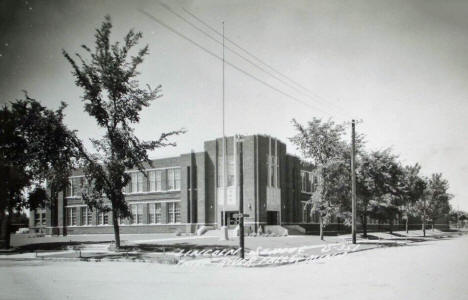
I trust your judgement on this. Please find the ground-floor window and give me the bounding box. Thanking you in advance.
[97,211,109,225]
[167,202,180,223]
[34,209,46,227]
[66,207,77,226]
[130,204,144,224]
[148,203,162,224]
[80,207,93,226]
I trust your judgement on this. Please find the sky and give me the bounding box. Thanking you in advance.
[1,0,467,210]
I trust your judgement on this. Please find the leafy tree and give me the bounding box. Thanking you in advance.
[411,173,451,236]
[63,16,183,249]
[0,95,78,248]
[356,149,403,236]
[400,163,426,233]
[290,118,349,240]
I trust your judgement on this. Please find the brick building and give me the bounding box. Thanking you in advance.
[29,134,321,235]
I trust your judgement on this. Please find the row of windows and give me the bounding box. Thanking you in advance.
[125,168,181,194]
[66,168,181,197]
[65,202,181,226]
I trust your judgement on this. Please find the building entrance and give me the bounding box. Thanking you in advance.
[221,211,240,228]
[267,211,279,225]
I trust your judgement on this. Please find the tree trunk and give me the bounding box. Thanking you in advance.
[405,217,408,233]
[0,209,11,249]
[319,215,324,241]
[360,214,368,238]
[389,220,393,234]
[422,216,426,237]
[112,208,121,249]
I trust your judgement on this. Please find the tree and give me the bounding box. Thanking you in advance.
[63,16,183,249]
[411,173,451,236]
[290,118,349,240]
[400,163,426,233]
[356,149,403,236]
[0,95,78,248]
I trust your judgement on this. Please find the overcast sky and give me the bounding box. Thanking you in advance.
[1,0,467,210]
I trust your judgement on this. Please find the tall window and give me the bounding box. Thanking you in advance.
[68,177,84,197]
[174,168,181,190]
[167,169,175,190]
[97,211,109,225]
[167,202,180,223]
[148,203,162,224]
[301,171,315,193]
[34,209,46,227]
[149,170,163,192]
[131,204,144,224]
[66,207,77,226]
[80,207,92,226]
[130,172,146,193]
[268,155,279,187]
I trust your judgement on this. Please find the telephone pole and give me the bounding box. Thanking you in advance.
[237,135,245,259]
[220,21,228,240]
[351,120,357,244]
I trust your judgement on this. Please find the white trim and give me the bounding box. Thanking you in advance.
[69,175,86,179]
[124,190,181,195]
[127,199,181,204]
[125,166,180,173]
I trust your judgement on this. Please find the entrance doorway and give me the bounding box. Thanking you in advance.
[221,211,239,228]
[267,211,279,225]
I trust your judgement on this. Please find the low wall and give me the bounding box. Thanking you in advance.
[283,223,450,235]
[31,224,198,235]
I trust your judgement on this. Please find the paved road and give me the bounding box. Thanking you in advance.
[1,233,467,300]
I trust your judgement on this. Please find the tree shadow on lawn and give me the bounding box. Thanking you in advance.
[118,243,240,254]
[12,240,112,253]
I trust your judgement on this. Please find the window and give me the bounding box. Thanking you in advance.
[268,155,279,187]
[68,177,84,197]
[174,168,181,190]
[301,171,314,193]
[137,172,145,192]
[34,210,46,227]
[66,207,77,226]
[148,203,162,224]
[131,204,144,224]
[149,170,163,192]
[97,211,109,225]
[129,172,147,193]
[149,171,156,191]
[167,202,180,223]
[167,169,174,190]
[80,207,92,226]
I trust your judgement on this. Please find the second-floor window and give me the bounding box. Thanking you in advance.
[301,171,317,193]
[68,177,84,197]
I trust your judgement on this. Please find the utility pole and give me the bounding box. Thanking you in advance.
[220,21,228,240]
[238,135,245,259]
[422,196,426,237]
[351,120,357,244]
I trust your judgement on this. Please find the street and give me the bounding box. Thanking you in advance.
[1,233,467,300]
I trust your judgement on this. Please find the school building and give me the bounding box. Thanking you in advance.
[29,134,325,235]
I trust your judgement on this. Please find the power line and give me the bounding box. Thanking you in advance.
[139,9,337,116]
[155,1,346,117]
[182,6,353,119]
